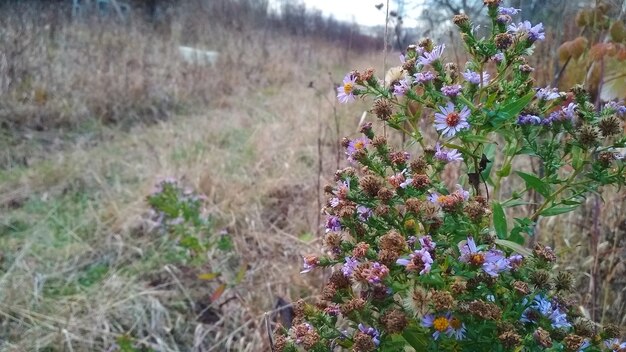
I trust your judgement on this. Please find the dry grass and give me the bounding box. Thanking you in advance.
[0,3,624,351]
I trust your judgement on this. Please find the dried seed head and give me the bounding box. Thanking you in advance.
[379,230,407,253]
[602,323,621,339]
[598,151,617,168]
[444,62,459,81]
[373,99,394,121]
[495,33,513,49]
[361,68,375,82]
[374,204,390,217]
[577,124,601,148]
[411,174,431,189]
[598,115,622,137]
[329,270,350,289]
[360,175,383,197]
[450,279,467,294]
[273,334,288,352]
[380,309,408,334]
[573,318,597,338]
[322,283,337,301]
[405,198,422,214]
[353,331,376,352]
[410,156,429,174]
[563,334,585,352]
[533,244,557,262]
[372,135,388,148]
[555,271,575,292]
[530,269,553,290]
[352,242,370,258]
[498,330,522,349]
[340,297,366,315]
[418,38,433,52]
[519,64,535,73]
[409,286,430,315]
[468,300,502,320]
[377,249,399,266]
[377,188,394,203]
[431,290,455,310]
[453,14,470,29]
[512,281,530,295]
[533,327,553,348]
[402,57,417,72]
[390,150,410,166]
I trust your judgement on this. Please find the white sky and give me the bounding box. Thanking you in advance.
[297,0,419,27]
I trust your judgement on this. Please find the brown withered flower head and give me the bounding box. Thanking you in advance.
[533,243,557,262]
[533,327,553,348]
[372,99,394,121]
[410,156,429,174]
[577,124,600,148]
[495,33,513,49]
[340,297,366,315]
[499,330,522,349]
[563,334,586,352]
[379,230,407,253]
[360,175,383,197]
[468,300,502,320]
[598,115,622,137]
[380,309,408,334]
[353,331,376,352]
[431,290,455,310]
[352,242,370,258]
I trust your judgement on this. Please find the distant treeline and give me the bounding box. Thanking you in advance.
[0,0,382,52]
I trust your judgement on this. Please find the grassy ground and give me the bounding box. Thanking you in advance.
[0,4,625,352]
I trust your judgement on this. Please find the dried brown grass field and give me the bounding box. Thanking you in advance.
[0,1,624,351]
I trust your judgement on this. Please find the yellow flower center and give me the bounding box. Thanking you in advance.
[433,316,450,332]
[354,140,365,150]
[449,317,462,329]
[470,253,486,265]
[343,82,354,94]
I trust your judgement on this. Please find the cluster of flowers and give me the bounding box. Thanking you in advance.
[147,178,232,253]
[273,1,626,351]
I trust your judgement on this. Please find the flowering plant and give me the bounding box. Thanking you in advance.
[274,1,626,351]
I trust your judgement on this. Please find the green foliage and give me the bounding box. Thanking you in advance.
[281,2,626,352]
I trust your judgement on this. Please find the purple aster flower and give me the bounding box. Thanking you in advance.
[301,255,319,273]
[492,52,505,63]
[435,143,463,163]
[419,235,436,251]
[483,249,511,277]
[421,314,443,340]
[509,254,524,269]
[434,103,471,137]
[399,176,413,189]
[358,324,381,346]
[447,317,467,340]
[337,74,357,103]
[605,101,626,116]
[508,21,545,42]
[325,216,341,233]
[562,102,577,120]
[346,137,369,162]
[357,205,372,221]
[414,70,436,83]
[549,307,572,329]
[454,184,470,201]
[536,86,561,100]
[329,197,340,207]
[364,262,389,284]
[441,84,462,97]
[499,7,521,16]
[517,114,541,125]
[396,248,433,275]
[427,191,444,205]
[393,78,411,97]
[605,338,626,351]
[342,256,359,277]
[458,236,484,264]
[463,70,491,85]
[418,44,445,65]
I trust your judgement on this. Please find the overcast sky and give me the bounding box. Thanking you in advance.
[298,0,420,27]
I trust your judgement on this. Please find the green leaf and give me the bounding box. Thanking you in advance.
[571,146,584,169]
[501,198,532,208]
[495,239,533,256]
[461,133,492,144]
[402,328,428,351]
[490,91,535,127]
[540,205,580,217]
[516,171,551,197]
[496,162,511,177]
[492,202,507,239]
